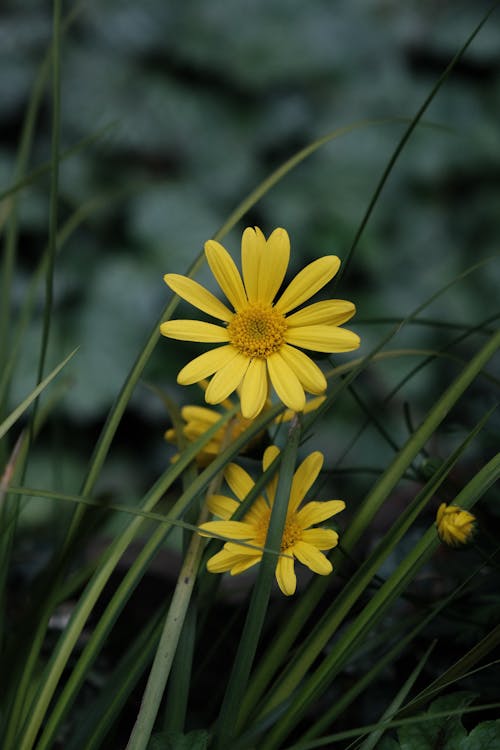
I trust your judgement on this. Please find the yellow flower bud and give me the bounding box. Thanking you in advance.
[436,503,476,547]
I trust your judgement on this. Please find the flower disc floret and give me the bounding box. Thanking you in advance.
[228,303,287,358]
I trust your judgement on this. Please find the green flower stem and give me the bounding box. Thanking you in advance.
[262,451,500,750]
[125,420,237,750]
[125,503,210,750]
[240,329,500,724]
[214,418,301,750]
[0,348,78,442]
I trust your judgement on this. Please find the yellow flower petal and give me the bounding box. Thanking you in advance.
[274,256,341,314]
[224,541,263,557]
[258,227,290,304]
[262,445,280,470]
[240,357,268,419]
[231,557,262,575]
[241,227,263,303]
[289,451,324,513]
[184,421,214,440]
[225,463,254,502]
[267,352,306,412]
[292,541,332,575]
[286,300,356,327]
[199,520,255,540]
[207,494,239,519]
[279,345,326,394]
[205,239,248,312]
[296,499,345,528]
[244,496,270,524]
[436,503,476,546]
[276,395,326,424]
[177,345,237,385]
[276,554,296,596]
[286,325,360,353]
[161,320,229,343]
[301,528,339,549]
[207,548,245,573]
[181,405,220,424]
[262,445,280,504]
[205,354,250,404]
[164,274,233,322]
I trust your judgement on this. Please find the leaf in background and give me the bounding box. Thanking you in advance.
[397,692,477,750]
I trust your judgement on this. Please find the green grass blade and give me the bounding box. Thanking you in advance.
[0,123,117,204]
[32,0,62,416]
[240,328,499,723]
[402,622,500,717]
[163,602,197,732]
[283,703,500,750]
[338,0,500,281]
[248,403,495,727]
[213,419,301,750]
[16,405,285,750]
[298,569,485,745]
[359,642,436,750]
[261,452,500,749]
[341,329,499,556]
[65,608,167,750]
[0,348,78,441]
[11,406,237,750]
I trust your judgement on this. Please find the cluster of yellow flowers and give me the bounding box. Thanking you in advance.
[160,227,358,594]
[160,227,476,594]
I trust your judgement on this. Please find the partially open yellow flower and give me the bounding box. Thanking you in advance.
[166,388,325,466]
[436,503,476,547]
[160,227,360,419]
[199,445,345,596]
[165,396,265,467]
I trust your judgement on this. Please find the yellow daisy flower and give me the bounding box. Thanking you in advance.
[436,503,476,547]
[166,387,325,466]
[165,397,265,467]
[160,227,360,420]
[199,445,345,596]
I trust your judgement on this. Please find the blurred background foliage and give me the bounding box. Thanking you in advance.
[1,0,499,537]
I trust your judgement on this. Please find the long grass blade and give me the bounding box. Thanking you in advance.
[0,348,78,442]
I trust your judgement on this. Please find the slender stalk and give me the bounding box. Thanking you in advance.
[125,419,238,750]
[125,502,210,750]
[214,418,301,749]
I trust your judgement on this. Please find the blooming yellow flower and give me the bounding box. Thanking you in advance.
[165,397,265,467]
[166,387,325,466]
[199,445,345,595]
[436,503,476,547]
[160,227,360,420]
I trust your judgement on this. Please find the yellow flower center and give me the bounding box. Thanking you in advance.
[280,516,302,552]
[253,509,302,552]
[228,303,287,359]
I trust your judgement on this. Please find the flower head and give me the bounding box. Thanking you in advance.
[161,227,360,419]
[199,446,345,595]
[436,503,476,547]
[165,395,265,467]
[166,385,325,466]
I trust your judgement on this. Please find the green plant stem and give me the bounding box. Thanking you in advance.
[240,328,500,725]
[124,416,240,750]
[125,504,210,750]
[33,0,61,407]
[261,450,500,750]
[214,418,301,749]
